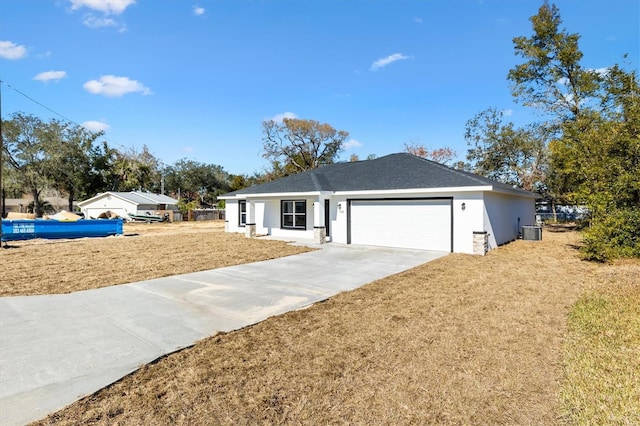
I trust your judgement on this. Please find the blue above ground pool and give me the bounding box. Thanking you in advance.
[1,219,123,242]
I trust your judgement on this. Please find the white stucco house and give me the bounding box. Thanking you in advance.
[78,191,179,220]
[219,153,539,254]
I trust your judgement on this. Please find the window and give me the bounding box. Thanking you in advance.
[238,200,246,226]
[282,200,306,229]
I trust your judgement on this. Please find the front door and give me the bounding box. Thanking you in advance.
[324,199,330,237]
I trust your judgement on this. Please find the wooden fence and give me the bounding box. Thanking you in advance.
[188,209,225,221]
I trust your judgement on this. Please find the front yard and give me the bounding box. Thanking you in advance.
[0,221,310,297]
[1,222,636,424]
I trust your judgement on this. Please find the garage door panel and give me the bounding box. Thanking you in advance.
[350,199,451,251]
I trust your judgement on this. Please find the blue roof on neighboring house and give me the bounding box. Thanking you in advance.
[222,153,537,198]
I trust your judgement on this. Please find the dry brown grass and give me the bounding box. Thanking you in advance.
[27,229,633,425]
[0,221,310,296]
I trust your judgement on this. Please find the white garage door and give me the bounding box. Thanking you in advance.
[349,199,452,251]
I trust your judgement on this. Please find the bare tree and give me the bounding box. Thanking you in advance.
[262,118,348,177]
[403,141,457,165]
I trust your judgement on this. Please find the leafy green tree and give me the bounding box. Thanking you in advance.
[464,107,548,191]
[509,2,639,260]
[45,121,110,211]
[508,2,601,121]
[177,198,199,217]
[27,199,54,215]
[109,145,161,192]
[2,113,57,217]
[88,142,120,196]
[163,159,230,207]
[261,118,348,178]
[551,67,640,216]
[228,174,259,192]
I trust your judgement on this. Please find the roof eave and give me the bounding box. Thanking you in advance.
[78,191,141,207]
[490,186,541,198]
[335,186,494,196]
[220,190,329,199]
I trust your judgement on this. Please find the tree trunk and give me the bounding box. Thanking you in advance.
[31,188,42,218]
[68,188,75,212]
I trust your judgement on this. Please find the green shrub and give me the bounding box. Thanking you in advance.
[581,208,640,262]
[177,199,199,216]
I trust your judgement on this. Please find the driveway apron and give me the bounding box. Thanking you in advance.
[0,243,447,426]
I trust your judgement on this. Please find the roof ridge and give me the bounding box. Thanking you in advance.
[220,152,538,197]
[410,154,497,187]
[309,171,322,191]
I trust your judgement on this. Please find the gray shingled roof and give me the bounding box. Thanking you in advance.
[223,153,537,197]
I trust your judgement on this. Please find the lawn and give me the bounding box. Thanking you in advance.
[1,222,636,424]
[0,221,310,296]
[561,259,640,424]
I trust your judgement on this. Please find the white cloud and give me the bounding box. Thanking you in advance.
[34,70,67,83]
[0,40,27,60]
[414,17,423,24]
[83,16,118,28]
[193,6,205,16]
[592,67,610,77]
[69,0,132,30]
[502,109,513,117]
[69,0,135,15]
[558,67,608,87]
[83,75,152,97]
[82,120,110,132]
[270,112,298,123]
[344,139,363,150]
[370,53,410,71]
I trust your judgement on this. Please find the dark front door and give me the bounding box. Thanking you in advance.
[324,199,330,237]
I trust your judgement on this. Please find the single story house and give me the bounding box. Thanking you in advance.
[2,197,78,215]
[220,153,539,255]
[78,191,179,220]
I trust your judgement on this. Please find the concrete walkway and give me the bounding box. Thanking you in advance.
[0,243,447,426]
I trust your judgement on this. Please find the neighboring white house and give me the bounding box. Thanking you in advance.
[219,153,539,255]
[78,191,179,220]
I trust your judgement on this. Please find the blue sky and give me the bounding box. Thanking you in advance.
[1,0,638,176]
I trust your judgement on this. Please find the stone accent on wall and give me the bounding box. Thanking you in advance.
[473,231,488,255]
[314,226,326,245]
[245,223,256,238]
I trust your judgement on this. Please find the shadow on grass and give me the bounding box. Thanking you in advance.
[545,223,578,232]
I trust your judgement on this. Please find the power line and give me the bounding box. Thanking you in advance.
[0,79,137,159]
[0,79,85,129]
[0,79,171,170]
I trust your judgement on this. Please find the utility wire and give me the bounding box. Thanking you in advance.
[1,80,172,172]
[1,79,99,133]
[0,79,134,160]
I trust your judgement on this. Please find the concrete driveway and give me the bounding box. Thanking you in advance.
[0,243,447,426]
